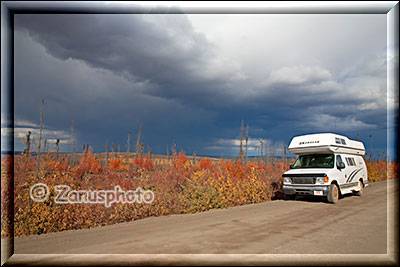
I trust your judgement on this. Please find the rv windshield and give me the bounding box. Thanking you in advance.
[292,154,334,169]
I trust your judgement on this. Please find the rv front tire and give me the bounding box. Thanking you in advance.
[327,184,339,204]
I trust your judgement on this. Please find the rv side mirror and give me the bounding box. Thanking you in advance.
[337,162,345,169]
[289,164,294,169]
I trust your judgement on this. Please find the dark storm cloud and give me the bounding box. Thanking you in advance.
[11,13,390,157]
[14,14,242,107]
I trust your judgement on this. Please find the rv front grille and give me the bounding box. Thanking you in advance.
[291,177,316,184]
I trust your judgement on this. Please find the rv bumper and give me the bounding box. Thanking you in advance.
[283,185,330,196]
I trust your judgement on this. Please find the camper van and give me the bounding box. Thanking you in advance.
[282,133,368,204]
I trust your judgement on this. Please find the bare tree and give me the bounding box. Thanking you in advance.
[36,98,44,179]
[105,140,109,166]
[71,120,75,154]
[254,145,259,163]
[56,138,60,160]
[136,122,143,158]
[111,143,115,159]
[117,144,121,159]
[147,145,152,158]
[166,144,170,163]
[369,134,373,161]
[282,144,287,170]
[25,131,32,157]
[238,120,244,161]
[259,139,264,163]
[126,132,131,164]
[192,151,197,166]
[71,119,75,166]
[245,124,248,164]
[271,142,275,165]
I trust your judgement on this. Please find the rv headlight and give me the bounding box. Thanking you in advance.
[316,176,329,184]
[283,177,292,184]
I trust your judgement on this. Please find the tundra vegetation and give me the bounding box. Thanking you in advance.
[1,148,397,237]
[1,101,397,237]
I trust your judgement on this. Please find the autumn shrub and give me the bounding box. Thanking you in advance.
[366,160,398,182]
[198,158,214,170]
[109,158,127,171]
[73,151,103,179]
[8,151,397,238]
[133,157,154,172]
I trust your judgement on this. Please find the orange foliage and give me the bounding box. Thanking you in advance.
[133,157,154,171]
[73,151,103,178]
[109,158,127,171]
[198,158,214,170]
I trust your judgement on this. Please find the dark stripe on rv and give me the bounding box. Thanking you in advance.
[346,169,359,183]
[282,173,327,177]
[348,168,363,183]
[340,182,359,189]
[294,144,365,152]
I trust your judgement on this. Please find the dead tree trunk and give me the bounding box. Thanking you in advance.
[245,124,248,164]
[238,120,244,162]
[105,140,109,166]
[25,131,32,157]
[71,119,75,166]
[136,122,142,158]
[282,144,287,170]
[166,145,170,163]
[56,138,60,160]
[126,132,131,164]
[36,98,44,180]
[192,151,196,166]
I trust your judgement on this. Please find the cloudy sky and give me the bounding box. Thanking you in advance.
[7,7,396,159]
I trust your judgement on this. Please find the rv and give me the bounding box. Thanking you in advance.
[282,133,368,204]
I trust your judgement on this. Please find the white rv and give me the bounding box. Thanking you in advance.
[282,133,368,204]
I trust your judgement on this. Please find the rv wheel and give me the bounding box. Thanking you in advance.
[355,180,363,196]
[327,184,339,204]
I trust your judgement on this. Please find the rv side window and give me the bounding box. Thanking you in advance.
[336,155,344,168]
[340,138,346,145]
[335,138,341,144]
[345,157,356,166]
